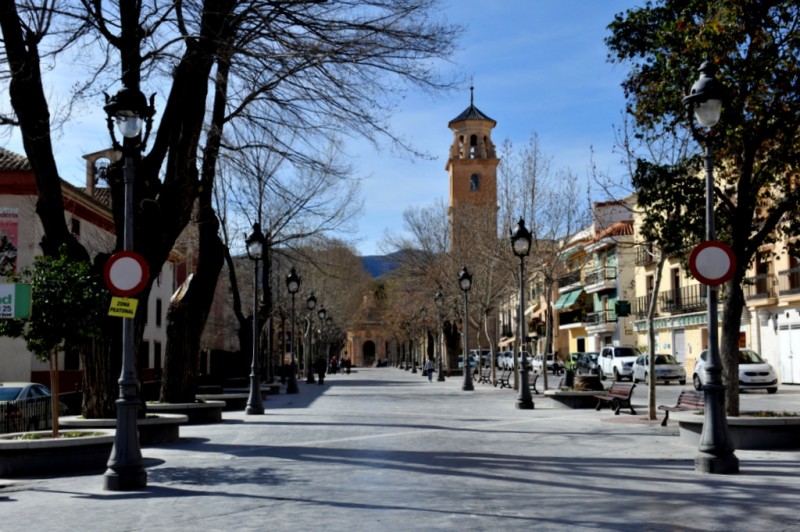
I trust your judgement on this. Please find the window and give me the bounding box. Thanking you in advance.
[156,298,163,327]
[470,173,480,191]
[70,218,81,239]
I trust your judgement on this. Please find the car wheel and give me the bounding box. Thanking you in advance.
[644,372,648,384]
[633,376,639,383]
[599,368,605,380]
[679,379,686,386]
[613,368,621,381]
[692,374,703,391]
[767,387,778,394]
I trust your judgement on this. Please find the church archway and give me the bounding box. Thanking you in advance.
[362,341,376,366]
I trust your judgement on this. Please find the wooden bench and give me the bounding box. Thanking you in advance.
[477,367,492,385]
[494,369,512,389]
[658,389,704,426]
[594,382,636,415]
[530,373,564,395]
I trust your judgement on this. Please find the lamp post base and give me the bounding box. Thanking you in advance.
[286,364,299,394]
[245,403,264,415]
[515,397,534,410]
[437,374,445,382]
[694,452,739,474]
[103,466,147,491]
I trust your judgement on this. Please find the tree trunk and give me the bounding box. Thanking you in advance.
[646,255,666,420]
[721,280,745,416]
[160,208,225,403]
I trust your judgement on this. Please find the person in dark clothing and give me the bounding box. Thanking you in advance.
[314,356,327,385]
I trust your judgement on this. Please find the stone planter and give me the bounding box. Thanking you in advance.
[195,394,249,411]
[544,390,599,409]
[59,414,188,445]
[146,400,226,424]
[0,429,115,477]
[672,411,800,450]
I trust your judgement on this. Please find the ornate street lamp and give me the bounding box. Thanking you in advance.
[682,61,738,474]
[511,218,534,409]
[285,267,301,394]
[458,266,474,391]
[102,85,155,492]
[317,306,327,374]
[305,293,317,384]
[244,223,266,415]
[411,311,419,374]
[435,291,445,381]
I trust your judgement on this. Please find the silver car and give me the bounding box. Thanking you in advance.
[692,349,778,393]
[632,354,687,385]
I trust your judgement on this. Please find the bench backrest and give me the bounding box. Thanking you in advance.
[609,382,635,396]
[677,389,705,408]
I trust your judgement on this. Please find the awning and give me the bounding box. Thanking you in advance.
[553,289,582,311]
[498,337,515,347]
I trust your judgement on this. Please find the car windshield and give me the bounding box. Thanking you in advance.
[616,348,638,357]
[0,387,23,401]
[738,350,764,364]
[655,355,678,365]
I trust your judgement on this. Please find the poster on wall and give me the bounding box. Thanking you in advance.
[0,207,19,276]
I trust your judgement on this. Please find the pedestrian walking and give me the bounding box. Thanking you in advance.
[314,356,327,385]
[424,357,435,382]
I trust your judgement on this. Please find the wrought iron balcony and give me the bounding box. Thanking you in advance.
[635,243,656,266]
[778,266,800,296]
[584,266,616,286]
[557,269,581,289]
[585,309,618,325]
[743,273,776,300]
[634,294,653,319]
[658,284,706,313]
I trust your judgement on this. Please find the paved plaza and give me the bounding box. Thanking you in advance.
[2,367,800,531]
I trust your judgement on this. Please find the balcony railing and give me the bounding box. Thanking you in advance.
[635,243,656,266]
[585,309,617,325]
[743,273,776,300]
[659,284,706,313]
[634,294,653,319]
[585,266,616,286]
[558,269,581,289]
[778,266,800,296]
[558,309,586,326]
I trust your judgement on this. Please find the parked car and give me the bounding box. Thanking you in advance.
[598,345,639,381]
[532,353,562,373]
[632,354,687,385]
[693,349,778,393]
[469,349,492,367]
[497,351,513,369]
[457,354,479,369]
[1,382,62,433]
[575,352,600,375]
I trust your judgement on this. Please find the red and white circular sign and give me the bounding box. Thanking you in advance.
[688,240,736,286]
[104,251,150,297]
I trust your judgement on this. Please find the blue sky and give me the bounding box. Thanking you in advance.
[350,0,643,255]
[2,0,643,257]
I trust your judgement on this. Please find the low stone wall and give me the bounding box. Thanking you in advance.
[673,411,800,449]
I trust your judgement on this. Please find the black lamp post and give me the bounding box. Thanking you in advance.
[458,266,474,391]
[244,223,266,415]
[435,291,446,381]
[682,61,738,474]
[511,218,534,409]
[102,85,155,492]
[317,306,327,373]
[285,267,301,394]
[411,311,419,374]
[306,293,317,384]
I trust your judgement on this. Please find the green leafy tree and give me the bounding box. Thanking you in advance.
[607,1,800,415]
[0,247,108,436]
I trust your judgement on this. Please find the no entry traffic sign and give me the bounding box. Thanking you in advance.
[104,251,149,297]
[688,240,736,286]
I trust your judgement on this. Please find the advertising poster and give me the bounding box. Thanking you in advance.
[0,207,19,276]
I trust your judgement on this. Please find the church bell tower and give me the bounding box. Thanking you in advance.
[446,86,499,249]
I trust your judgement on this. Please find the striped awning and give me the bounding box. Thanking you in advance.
[553,289,583,311]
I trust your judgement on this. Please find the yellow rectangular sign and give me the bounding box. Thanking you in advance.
[108,296,139,318]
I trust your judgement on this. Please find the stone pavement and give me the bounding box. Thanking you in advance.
[2,367,800,531]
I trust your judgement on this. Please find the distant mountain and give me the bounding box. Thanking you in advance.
[361,252,403,278]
